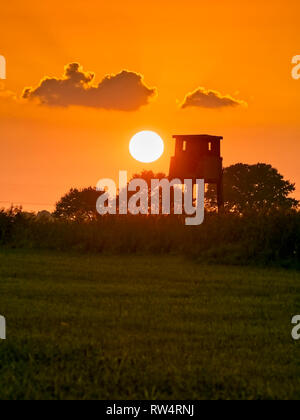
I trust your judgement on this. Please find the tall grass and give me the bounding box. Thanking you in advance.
[0,208,299,268]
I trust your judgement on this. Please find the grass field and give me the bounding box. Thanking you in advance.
[0,249,300,400]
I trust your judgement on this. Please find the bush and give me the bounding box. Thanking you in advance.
[0,208,299,268]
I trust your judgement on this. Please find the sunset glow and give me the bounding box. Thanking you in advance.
[0,1,300,211]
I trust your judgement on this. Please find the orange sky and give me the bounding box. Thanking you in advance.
[0,0,300,211]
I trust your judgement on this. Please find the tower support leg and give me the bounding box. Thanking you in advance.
[217,175,224,213]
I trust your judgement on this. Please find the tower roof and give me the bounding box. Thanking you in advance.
[173,134,223,141]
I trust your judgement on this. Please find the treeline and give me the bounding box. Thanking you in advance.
[1,164,299,267]
[0,208,299,268]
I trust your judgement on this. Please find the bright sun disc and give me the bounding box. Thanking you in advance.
[129,131,164,163]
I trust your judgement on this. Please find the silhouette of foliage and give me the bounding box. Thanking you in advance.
[206,163,299,213]
[54,187,102,221]
[131,170,166,184]
[0,209,299,268]
[54,172,167,220]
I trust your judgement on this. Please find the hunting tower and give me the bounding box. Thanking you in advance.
[169,134,224,210]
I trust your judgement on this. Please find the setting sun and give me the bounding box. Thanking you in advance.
[129,131,164,163]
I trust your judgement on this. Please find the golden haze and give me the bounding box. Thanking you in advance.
[0,0,299,211]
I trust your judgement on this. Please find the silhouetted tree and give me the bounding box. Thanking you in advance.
[54,173,168,220]
[54,187,102,221]
[131,170,166,184]
[128,171,168,214]
[206,163,299,213]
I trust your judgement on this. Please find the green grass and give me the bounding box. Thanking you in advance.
[0,249,300,400]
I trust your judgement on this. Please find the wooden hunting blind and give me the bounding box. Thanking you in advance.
[169,134,224,210]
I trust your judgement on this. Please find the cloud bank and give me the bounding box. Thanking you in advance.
[181,87,247,109]
[23,63,157,111]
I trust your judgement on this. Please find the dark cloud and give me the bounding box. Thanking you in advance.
[181,87,247,109]
[22,63,157,111]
